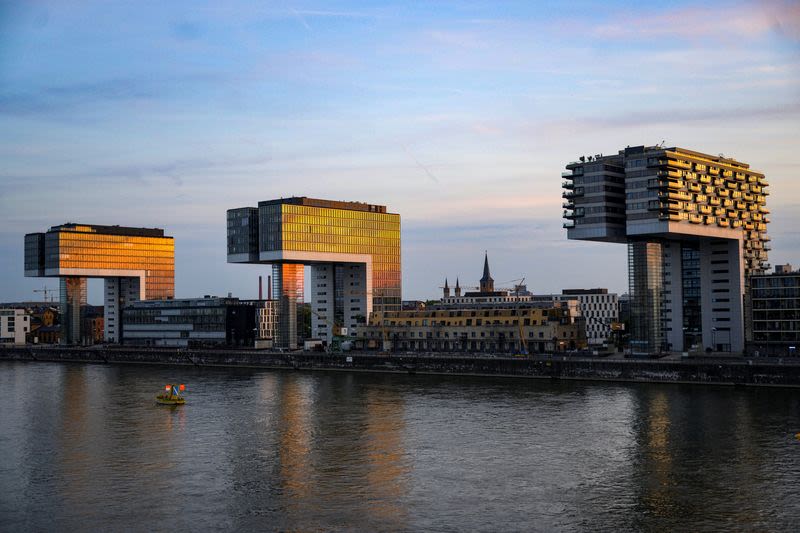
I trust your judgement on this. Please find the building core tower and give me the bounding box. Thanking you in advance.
[562,146,769,354]
[227,197,401,348]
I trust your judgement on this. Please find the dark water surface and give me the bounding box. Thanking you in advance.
[1,362,799,532]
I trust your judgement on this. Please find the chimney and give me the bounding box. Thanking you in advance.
[259,275,263,300]
[267,275,272,300]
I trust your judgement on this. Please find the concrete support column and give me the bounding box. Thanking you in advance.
[272,264,304,349]
[60,276,86,345]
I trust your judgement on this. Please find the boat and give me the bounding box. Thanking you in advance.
[156,384,186,406]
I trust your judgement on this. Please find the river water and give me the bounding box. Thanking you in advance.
[1,361,799,532]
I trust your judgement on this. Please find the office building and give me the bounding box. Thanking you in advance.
[228,197,401,348]
[25,223,174,344]
[0,309,30,345]
[121,297,274,348]
[563,146,769,354]
[748,265,800,356]
[355,302,586,353]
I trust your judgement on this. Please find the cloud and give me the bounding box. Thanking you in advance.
[593,0,800,43]
[0,78,154,117]
[550,101,800,130]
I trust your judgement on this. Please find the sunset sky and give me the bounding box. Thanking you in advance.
[1,0,799,303]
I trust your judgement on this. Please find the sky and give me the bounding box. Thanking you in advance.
[1,0,799,304]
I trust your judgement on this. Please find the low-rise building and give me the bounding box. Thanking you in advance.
[532,289,618,347]
[355,302,586,353]
[0,309,30,345]
[748,265,800,356]
[121,297,274,348]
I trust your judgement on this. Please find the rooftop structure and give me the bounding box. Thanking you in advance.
[24,223,174,344]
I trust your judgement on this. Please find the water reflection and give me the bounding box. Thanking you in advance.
[1,363,798,532]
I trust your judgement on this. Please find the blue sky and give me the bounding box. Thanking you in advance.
[1,0,799,303]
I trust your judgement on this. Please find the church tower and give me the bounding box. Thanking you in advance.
[454,277,461,297]
[443,277,450,298]
[479,252,494,293]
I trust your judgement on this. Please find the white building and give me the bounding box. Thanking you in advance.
[0,309,30,345]
[532,290,618,347]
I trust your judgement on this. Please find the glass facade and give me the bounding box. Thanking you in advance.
[628,241,664,354]
[228,197,402,348]
[750,274,800,355]
[122,298,260,347]
[25,224,175,300]
[60,276,86,345]
[25,223,175,345]
[681,244,702,349]
[257,200,401,312]
[272,263,304,347]
[226,207,259,260]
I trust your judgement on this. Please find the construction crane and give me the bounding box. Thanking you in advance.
[308,307,356,354]
[33,286,56,303]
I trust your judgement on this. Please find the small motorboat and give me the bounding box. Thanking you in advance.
[156,384,186,406]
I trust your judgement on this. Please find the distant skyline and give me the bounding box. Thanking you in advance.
[2,0,799,304]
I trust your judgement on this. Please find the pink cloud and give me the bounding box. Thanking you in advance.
[593,0,800,42]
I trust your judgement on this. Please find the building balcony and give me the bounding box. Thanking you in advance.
[563,221,576,229]
[698,175,712,184]
[717,218,730,228]
[562,180,575,189]
[709,197,721,206]
[563,209,584,219]
[688,214,703,224]
[659,190,692,202]
[670,160,692,170]
[763,243,772,251]
[718,189,730,197]
[562,189,583,199]
[709,167,720,175]
[562,202,575,210]
[658,169,683,179]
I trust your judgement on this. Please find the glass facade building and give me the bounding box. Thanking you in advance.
[228,197,401,348]
[122,297,265,348]
[25,223,175,344]
[749,269,800,356]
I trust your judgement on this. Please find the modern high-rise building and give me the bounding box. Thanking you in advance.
[227,197,401,348]
[562,146,770,354]
[24,223,175,344]
[748,264,800,356]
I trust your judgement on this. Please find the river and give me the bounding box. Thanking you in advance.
[1,361,799,531]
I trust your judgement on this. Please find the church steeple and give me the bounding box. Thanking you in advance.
[455,277,461,297]
[480,251,494,293]
[443,277,450,298]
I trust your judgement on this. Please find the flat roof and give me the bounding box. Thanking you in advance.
[257,196,391,214]
[45,223,169,238]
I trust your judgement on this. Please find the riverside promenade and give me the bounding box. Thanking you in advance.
[2,346,800,388]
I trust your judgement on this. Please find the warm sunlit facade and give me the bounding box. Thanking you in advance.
[24,223,174,344]
[228,197,401,348]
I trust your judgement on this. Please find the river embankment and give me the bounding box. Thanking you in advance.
[3,346,800,388]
